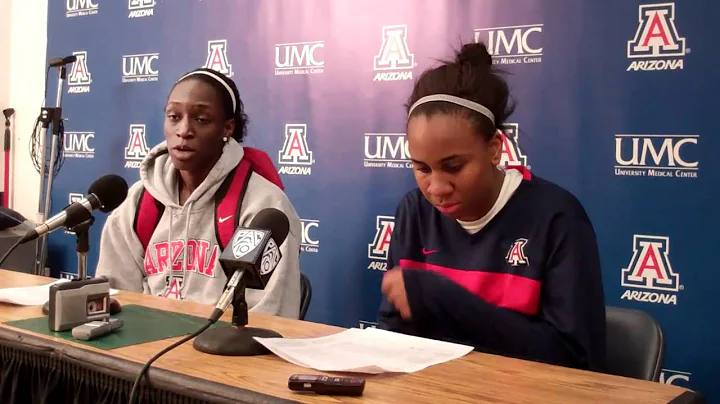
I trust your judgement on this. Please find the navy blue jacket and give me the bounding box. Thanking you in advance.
[377,169,606,372]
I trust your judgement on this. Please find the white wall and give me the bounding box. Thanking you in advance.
[4,0,48,221]
[0,0,11,111]
[0,0,12,201]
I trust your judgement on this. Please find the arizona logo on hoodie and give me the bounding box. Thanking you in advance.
[143,239,220,278]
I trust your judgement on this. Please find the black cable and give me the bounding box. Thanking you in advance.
[30,115,65,176]
[30,65,66,177]
[55,118,66,175]
[0,238,22,268]
[30,65,50,172]
[127,319,216,404]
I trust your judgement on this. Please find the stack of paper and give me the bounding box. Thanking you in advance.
[254,327,474,374]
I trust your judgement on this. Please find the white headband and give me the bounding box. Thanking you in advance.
[408,94,495,125]
[178,70,237,113]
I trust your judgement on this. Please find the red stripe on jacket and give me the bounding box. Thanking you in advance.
[399,259,541,315]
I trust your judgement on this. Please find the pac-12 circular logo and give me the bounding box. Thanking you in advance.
[260,239,282,275]
[232,230,265,258]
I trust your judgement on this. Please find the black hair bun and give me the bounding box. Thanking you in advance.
[455,42,493,67]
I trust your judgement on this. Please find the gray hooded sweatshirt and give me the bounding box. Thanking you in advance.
[95,138,302,319]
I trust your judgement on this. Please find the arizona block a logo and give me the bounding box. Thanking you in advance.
[367,216,394,271]
[621,234,681,305]
[499,124,528,168]
[204,39,233,77]
[627,2,688,71]
[373,25,415,81]
[506,238,529,266]
[278,124,314,176]
[125,124,150,168]
[68,51,92,93]
[164,275,184,300]
[128,0,155,18]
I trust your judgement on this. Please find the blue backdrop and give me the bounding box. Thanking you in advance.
[47,0,718,399]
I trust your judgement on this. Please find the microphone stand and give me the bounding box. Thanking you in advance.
[70,216,94,280]
[193,281,282,356]
[70,215,120,312]
[41,215,119,315]
[34,64,68,276]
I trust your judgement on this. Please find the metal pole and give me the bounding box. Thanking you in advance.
[77,252,87,280]
[33,119,49,274]
[35,66,66,275]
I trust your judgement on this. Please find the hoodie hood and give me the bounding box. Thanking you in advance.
[140,138,244,208]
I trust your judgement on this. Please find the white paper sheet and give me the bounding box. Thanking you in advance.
[0,279,119,306]
[254,327,474,374]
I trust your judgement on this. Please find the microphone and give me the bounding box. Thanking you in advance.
[19,174,128,244]
[0,207,35,237]
[193,207,289,357]
[48,55,77,67]
[211,207,290,320]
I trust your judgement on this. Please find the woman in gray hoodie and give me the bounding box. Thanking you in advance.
[95,68,302,319]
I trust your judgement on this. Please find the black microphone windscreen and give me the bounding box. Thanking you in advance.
[0,207,28,230]
[88,174,129,213]
[247,208,290,247]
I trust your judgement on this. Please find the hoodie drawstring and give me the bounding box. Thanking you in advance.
[179,201,194,298]
[159,209,174,296]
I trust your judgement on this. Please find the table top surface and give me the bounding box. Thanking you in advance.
[0,269,692,404]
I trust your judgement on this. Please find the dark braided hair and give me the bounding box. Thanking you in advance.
[173,68,249,142]
[406,42,515,142]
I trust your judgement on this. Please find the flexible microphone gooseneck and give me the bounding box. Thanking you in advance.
[19,174,128,244]
[0,174,128,269]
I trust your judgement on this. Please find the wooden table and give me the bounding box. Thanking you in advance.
[0,269,700,403]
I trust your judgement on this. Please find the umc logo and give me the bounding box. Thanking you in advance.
[660,369,691,387]
[275,41,324,76]
[63,132,95,159]
[614,134,698,179]
[128,0,155,18]
[124,124,150,168]
[66,0,98,18]
[363,133,411,169]
[499,123,528,168]
[373,25,415,82]
[278,124,314,176]
[68,51,92,94]
[367,216,394,271]
[204,40,233,77]
[627,3,688,71]
[300,219,319,254]
[474,24,543,65]
[621,235,682,305]
[122,53,159,83]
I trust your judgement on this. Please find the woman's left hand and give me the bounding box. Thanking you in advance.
[381,267,412,320]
